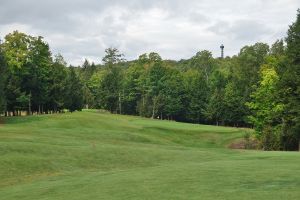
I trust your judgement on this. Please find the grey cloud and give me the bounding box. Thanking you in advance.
[187,12,210,24]
[1,0,300,65]
[208,20,271,41]
[230,20,271,41]
[207,20,231,35]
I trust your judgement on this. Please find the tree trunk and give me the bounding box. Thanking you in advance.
[204,68,209,84]
[151,105,155,119]
[118,92,122,114]
[151,97,156,119]
[28,91,32,115]
[142,95,145,107]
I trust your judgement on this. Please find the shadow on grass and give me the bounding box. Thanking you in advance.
[2,114,53,125]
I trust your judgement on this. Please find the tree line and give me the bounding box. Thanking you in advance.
[0,10,299,151]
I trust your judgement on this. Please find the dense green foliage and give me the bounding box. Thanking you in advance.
[0,32,83,115]
[0,111,300,200]
[0,10,300,150]
[0,41,7,114]
[245,10,300,150]
[278,10,300,150]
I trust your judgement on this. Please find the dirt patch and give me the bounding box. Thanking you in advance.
[228,138,260,150]
[229,139,246,149]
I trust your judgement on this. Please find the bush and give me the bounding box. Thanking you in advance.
[244,130,259,149]
[261,125,280,151]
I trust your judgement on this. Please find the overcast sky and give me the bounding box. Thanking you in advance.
[1,0,299,65]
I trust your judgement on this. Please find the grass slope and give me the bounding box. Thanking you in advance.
[0,110,299,200]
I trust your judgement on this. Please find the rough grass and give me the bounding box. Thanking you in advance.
[0,110,299,200]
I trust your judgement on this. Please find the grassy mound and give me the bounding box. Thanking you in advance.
[0,110,299,200]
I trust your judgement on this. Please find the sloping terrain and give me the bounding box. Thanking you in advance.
[0,110,299,200]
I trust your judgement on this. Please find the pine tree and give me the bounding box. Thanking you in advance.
[279,9,300,150]
[100,48,124,113]
[49,54,68,112]
[0,41,7,115]
[65,67,84,112]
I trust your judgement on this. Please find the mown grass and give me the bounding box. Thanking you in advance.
[0,110,299,200]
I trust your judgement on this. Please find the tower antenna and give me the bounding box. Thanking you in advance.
[220,44,224,59]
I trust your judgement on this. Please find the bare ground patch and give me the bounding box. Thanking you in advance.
[228,138,260,150]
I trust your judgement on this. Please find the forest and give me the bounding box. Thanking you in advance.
[0,10,299,151]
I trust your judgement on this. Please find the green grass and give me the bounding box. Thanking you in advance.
[0,110,299,200]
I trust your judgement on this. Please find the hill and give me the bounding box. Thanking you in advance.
[0,110,299,200]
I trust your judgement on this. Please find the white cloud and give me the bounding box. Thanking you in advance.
[0,0,299,65]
